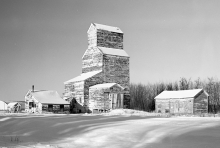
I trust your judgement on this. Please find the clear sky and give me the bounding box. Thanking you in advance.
[1,0,220,101]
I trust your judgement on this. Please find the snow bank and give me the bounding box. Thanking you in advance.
[106,109,159,116]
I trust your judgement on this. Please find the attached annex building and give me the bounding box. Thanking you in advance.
[154,89,209,114]
[64,23,130,113]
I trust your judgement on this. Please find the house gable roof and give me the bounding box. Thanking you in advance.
[88,23,123,33]
[155,89,208,99]
[31,90,69,104]
[64,70,102,84]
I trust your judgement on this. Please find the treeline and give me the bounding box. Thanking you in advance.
[130,77,220,113]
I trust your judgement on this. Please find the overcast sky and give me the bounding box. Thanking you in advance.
[1,0,220,101]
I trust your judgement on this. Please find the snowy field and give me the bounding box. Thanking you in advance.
[0,112,220,148]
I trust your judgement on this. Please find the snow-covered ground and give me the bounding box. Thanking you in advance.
[0,112,220,148]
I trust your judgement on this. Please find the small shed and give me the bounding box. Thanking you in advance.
[89,83,124,113]
[25,90,70,113]
[8,102,21,113]
[0,100,8,111]
[154,89,209,114]
[16,101,25,111]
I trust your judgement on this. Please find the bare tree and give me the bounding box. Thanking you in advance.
[194,77,203,89]
[179,77,191,90]
[130,77,220,113]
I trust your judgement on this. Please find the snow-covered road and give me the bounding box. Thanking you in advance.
[0,114,220,148]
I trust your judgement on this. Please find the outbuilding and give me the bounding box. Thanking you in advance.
[7,102,21,113]
[89,83,125,113]
[154,89,209,114]
[0,100,8,111]
[25,89,70,113]
[16,101,25,112]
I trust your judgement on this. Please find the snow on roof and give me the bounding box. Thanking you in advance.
[8,102,21,107]
[93,23,123,33]
[32,90,69,104]
[64,70,102,84]
[90,83,124,90]
[0,100,8,104]
[98,47,129,57]
[155,89,205,99]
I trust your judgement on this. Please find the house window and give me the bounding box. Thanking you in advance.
[64,105,70,111]
[165,109,170,113]
[42,105,48,111]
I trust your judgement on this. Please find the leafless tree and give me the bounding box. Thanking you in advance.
[130,77,220,113]
[179,77,191,90]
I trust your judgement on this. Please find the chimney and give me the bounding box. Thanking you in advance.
[32,85,34,92]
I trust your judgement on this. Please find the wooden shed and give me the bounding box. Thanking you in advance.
[154,89,209,114]
[89,83,125,113]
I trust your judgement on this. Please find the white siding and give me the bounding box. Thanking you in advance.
[0,101,7,110]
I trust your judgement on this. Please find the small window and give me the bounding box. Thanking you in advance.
[165,109,170,113]
[158,104,162,108]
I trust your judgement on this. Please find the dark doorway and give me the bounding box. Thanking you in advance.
[29,102,33,109]
[78,109,81,113]
[60,105,64,112]
[48,105,53,112]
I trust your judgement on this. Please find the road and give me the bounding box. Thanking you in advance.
[0,114,220,148]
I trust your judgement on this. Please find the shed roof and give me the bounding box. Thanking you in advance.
[92,23,123,33]
[98,47,129,57]
[8,102,21,107]
[64,70,102,84]
[32,90,69,104]
[90,83,124,90]
[155,89,207,99]
[0,100,8,104]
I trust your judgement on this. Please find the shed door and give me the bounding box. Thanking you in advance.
[116,94,124,108]
[110,93,117,109]
[110,93,124,109]
[170,101,174,114]
[174,100,179,113]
